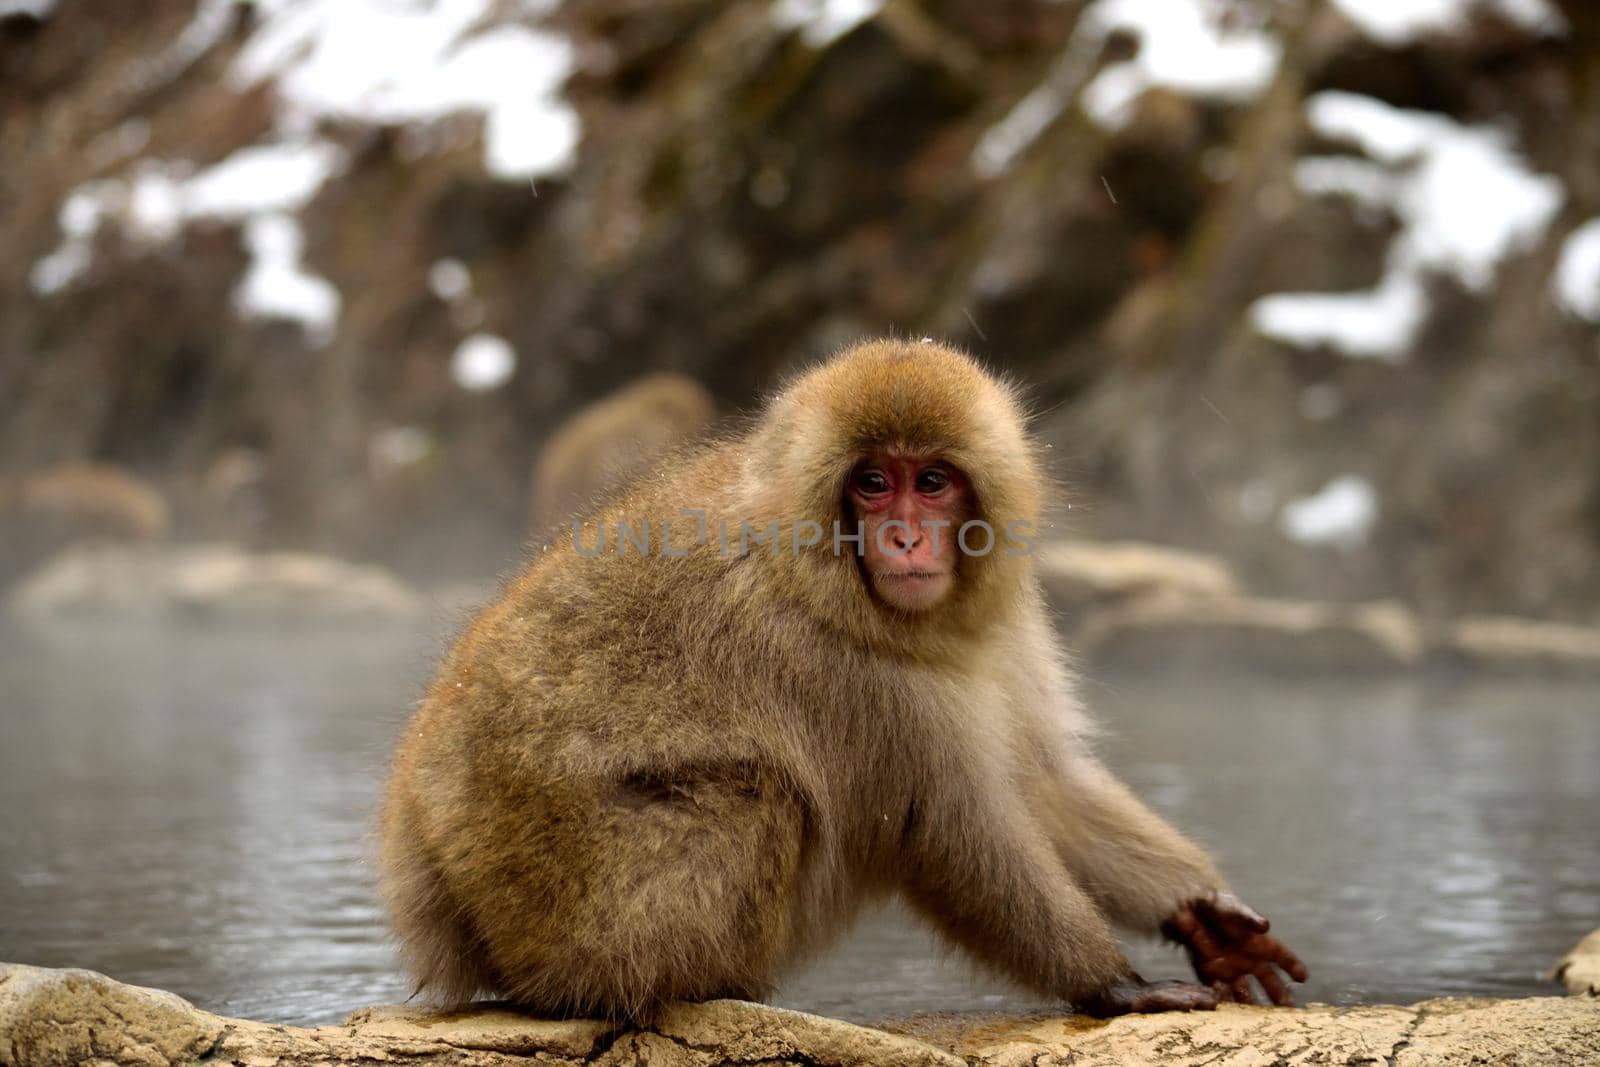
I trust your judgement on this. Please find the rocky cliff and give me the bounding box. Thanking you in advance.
[4,0,1598,616]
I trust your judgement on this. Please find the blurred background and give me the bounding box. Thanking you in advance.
[5,0,1599,615]
[2,0,1597,1031]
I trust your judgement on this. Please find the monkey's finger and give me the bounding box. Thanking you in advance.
[1266,939,1310,982]
[1256,967,1294,1007]
[1133,980,1218,1013]
[1230,976,1258,1005]
[1254,940,1305,985]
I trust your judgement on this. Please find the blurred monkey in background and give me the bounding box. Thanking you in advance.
[528,372,714,528]
[0,463,169,588]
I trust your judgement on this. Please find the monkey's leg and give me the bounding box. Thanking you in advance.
[466,759,808,1022]
[1035,757,1226,934]
[897,785,1139,1002]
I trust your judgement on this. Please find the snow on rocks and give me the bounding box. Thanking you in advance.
[1251,92,1563,359]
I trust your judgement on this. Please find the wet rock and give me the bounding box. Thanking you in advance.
[3,963,1597,1067]
[1399,995,1600,1065]
[0,963,960,1067]
[1036,539,1237,618]
[1439,615,1600,677]
[6,543,423,623]
[885,996,1600,1066]
[0,964,220,1067]
[1074,594,1424,672]
[1555,928,1600,996]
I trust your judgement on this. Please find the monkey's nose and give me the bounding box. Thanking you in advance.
[889,526,924,551]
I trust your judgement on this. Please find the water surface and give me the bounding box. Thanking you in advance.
[1,623,1594,1025]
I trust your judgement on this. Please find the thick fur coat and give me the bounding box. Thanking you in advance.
[379,340,1225,1021]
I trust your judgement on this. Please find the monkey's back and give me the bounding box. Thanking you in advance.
[381,442,848,1018]
[380,423,1085,1019]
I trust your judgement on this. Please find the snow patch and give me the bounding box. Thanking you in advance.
[974,0,1279,173]
[974,84,1071,179]
[235,214,341,345]
[1281,476,1378,548]
[28,242,92,296]
[30,0,576,345]
[1252,270,1428,361]
[124,167,188,241]
[370,426,433,473]
[30,143,344,312]
[771,0,881,47]
[452,334,517,391]
[1293,156,1395,215]
[1328,0,1564,46]
[234,0,578,180]
[973,27,1104,178]
[29,184,114,294]
[167,0,237,63]
[1552,218,1600,322]
[183,142,342,218]
[428,259,473,303]
[1079,0,1280,129]
[1250,92,1563,359]
[134,0,240,99]
[0,0,55,18]
[1307,92,1563,291]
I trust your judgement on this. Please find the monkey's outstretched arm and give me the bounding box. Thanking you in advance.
[899,783,1185,1007]
[1039,757,1308,1005]
[1037,756,1228,933]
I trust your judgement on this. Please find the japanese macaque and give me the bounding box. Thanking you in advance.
[380,339,1306,1022]
[2,463,169,542]
[0,463,170,588]
[528,372,714,529]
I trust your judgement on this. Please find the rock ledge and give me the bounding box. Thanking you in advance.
[2,963,1596,1066]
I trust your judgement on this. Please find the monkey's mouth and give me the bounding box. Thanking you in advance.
[872,570,949,581]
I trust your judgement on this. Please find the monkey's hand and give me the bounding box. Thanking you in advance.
[1161,893,1309,1006]
[1077,977,1218,1017]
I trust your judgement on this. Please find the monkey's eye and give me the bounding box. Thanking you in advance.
[915,467,952,494]
[853,469,892,496]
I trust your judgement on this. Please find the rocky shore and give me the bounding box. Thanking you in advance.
[8,537,1600,679]
[1,962,1595,1067]
[1039,541,1600,677]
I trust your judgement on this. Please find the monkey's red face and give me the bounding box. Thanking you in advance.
[847,453,973,613]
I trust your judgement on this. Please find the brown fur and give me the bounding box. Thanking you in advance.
[380,339,1226,1021]
[7,463,169,541]
[529,372,714,529]
[0,463,171,588]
